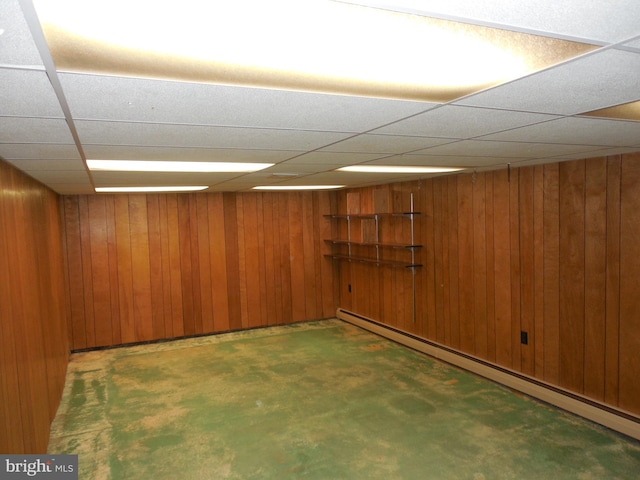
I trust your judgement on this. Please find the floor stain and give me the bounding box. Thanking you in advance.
[48,319,640,479]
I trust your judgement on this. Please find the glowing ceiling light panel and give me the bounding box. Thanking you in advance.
[87,160,273,172]
[32,0,597,102]
[95,186,208,193]
[338,165,464,173]
[252,185,345,190]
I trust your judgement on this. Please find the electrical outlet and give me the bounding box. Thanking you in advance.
[520,331,528,345]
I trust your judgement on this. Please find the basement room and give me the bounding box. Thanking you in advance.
[2,0,640,478]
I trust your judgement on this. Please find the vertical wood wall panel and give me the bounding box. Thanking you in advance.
[256,195,269,327]
[78,197,95,347]
[335,152,640,416]
[88,196,112,347]
[207,193,230,332]
[558,160,586,393]
[289,193,307,322]
[457,175,475,353]
[604,157,621,406]
[532,165,545,380]
[105,196,121,345]
[542,164,560,384]
[186,197,201,334]
[222,193,242,331]
[446,177,460,349]
[278,194,295,323]
[166,195,184,337]
[509,168,522,372]
[424,180,437,339]
[63,197,86,349]
[618,153,640,412]
[492,169,512,368]
[62,191,336,350]
[432,180,445,342]
[440,180,452,345]
[473,173,488,360]
[1,160,70,453]
[147,195,167,340]
[178,195,196,335]
[518,167,535,376]
[583,157,607,401]
[302,194,318,319]
[114,196,135,344]
[235,195,248,329]
[485,174,496,363]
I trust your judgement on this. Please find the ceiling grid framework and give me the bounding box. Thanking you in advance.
[1,0,640,194]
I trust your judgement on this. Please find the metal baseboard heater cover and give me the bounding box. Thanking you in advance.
[336,308,640,442]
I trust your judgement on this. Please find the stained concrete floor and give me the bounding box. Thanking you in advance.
[48,319,640,479]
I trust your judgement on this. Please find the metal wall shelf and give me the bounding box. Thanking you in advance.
[324,239,422,250]
[325,212,421,219]
[324,192,421,322]
[324,253,422,269]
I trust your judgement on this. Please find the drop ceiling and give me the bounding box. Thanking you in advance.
[1,0,640,195]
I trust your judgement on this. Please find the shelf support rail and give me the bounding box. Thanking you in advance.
[410,193,417,324]
[347,216,352,258]
[375,215,380,263]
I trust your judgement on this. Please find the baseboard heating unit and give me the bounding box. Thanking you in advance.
[337,308,640,442]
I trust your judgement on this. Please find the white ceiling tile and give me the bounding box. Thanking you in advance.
[213,174,282,184]
[371,105,560,138]
[24,169,91,183]
[354,0,640,43]
[0,70,63,117]
[320,134,456,154]
[281,152,391,165]
[479,117,640,147]
[0,0,44,66]
[417,140,604,158]
[457,49,640,115]
[6,158,86,171]
[366,154,504,168]
[0,143,81,160]
[400,153,527,165]
[59,73,436,132]
[91,171,245,187]
[0,117,74,143]
[83,145,302,163]
[299,171,415,184]
[74,121,353,150]
[264,163,336,174]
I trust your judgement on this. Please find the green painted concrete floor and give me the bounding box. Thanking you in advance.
[48,319,640,479]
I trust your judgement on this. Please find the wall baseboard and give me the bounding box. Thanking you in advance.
[336,308,640,442]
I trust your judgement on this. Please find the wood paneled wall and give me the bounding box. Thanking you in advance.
[62,191,337,350]
[0,160,69,453]
[337,152,640,416]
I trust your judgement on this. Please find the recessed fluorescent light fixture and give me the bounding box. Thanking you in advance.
[95,186,208,193]
[252,185,345,191]
[337,166,464,173]
[87,160,273,172]
[33,0,597,102]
